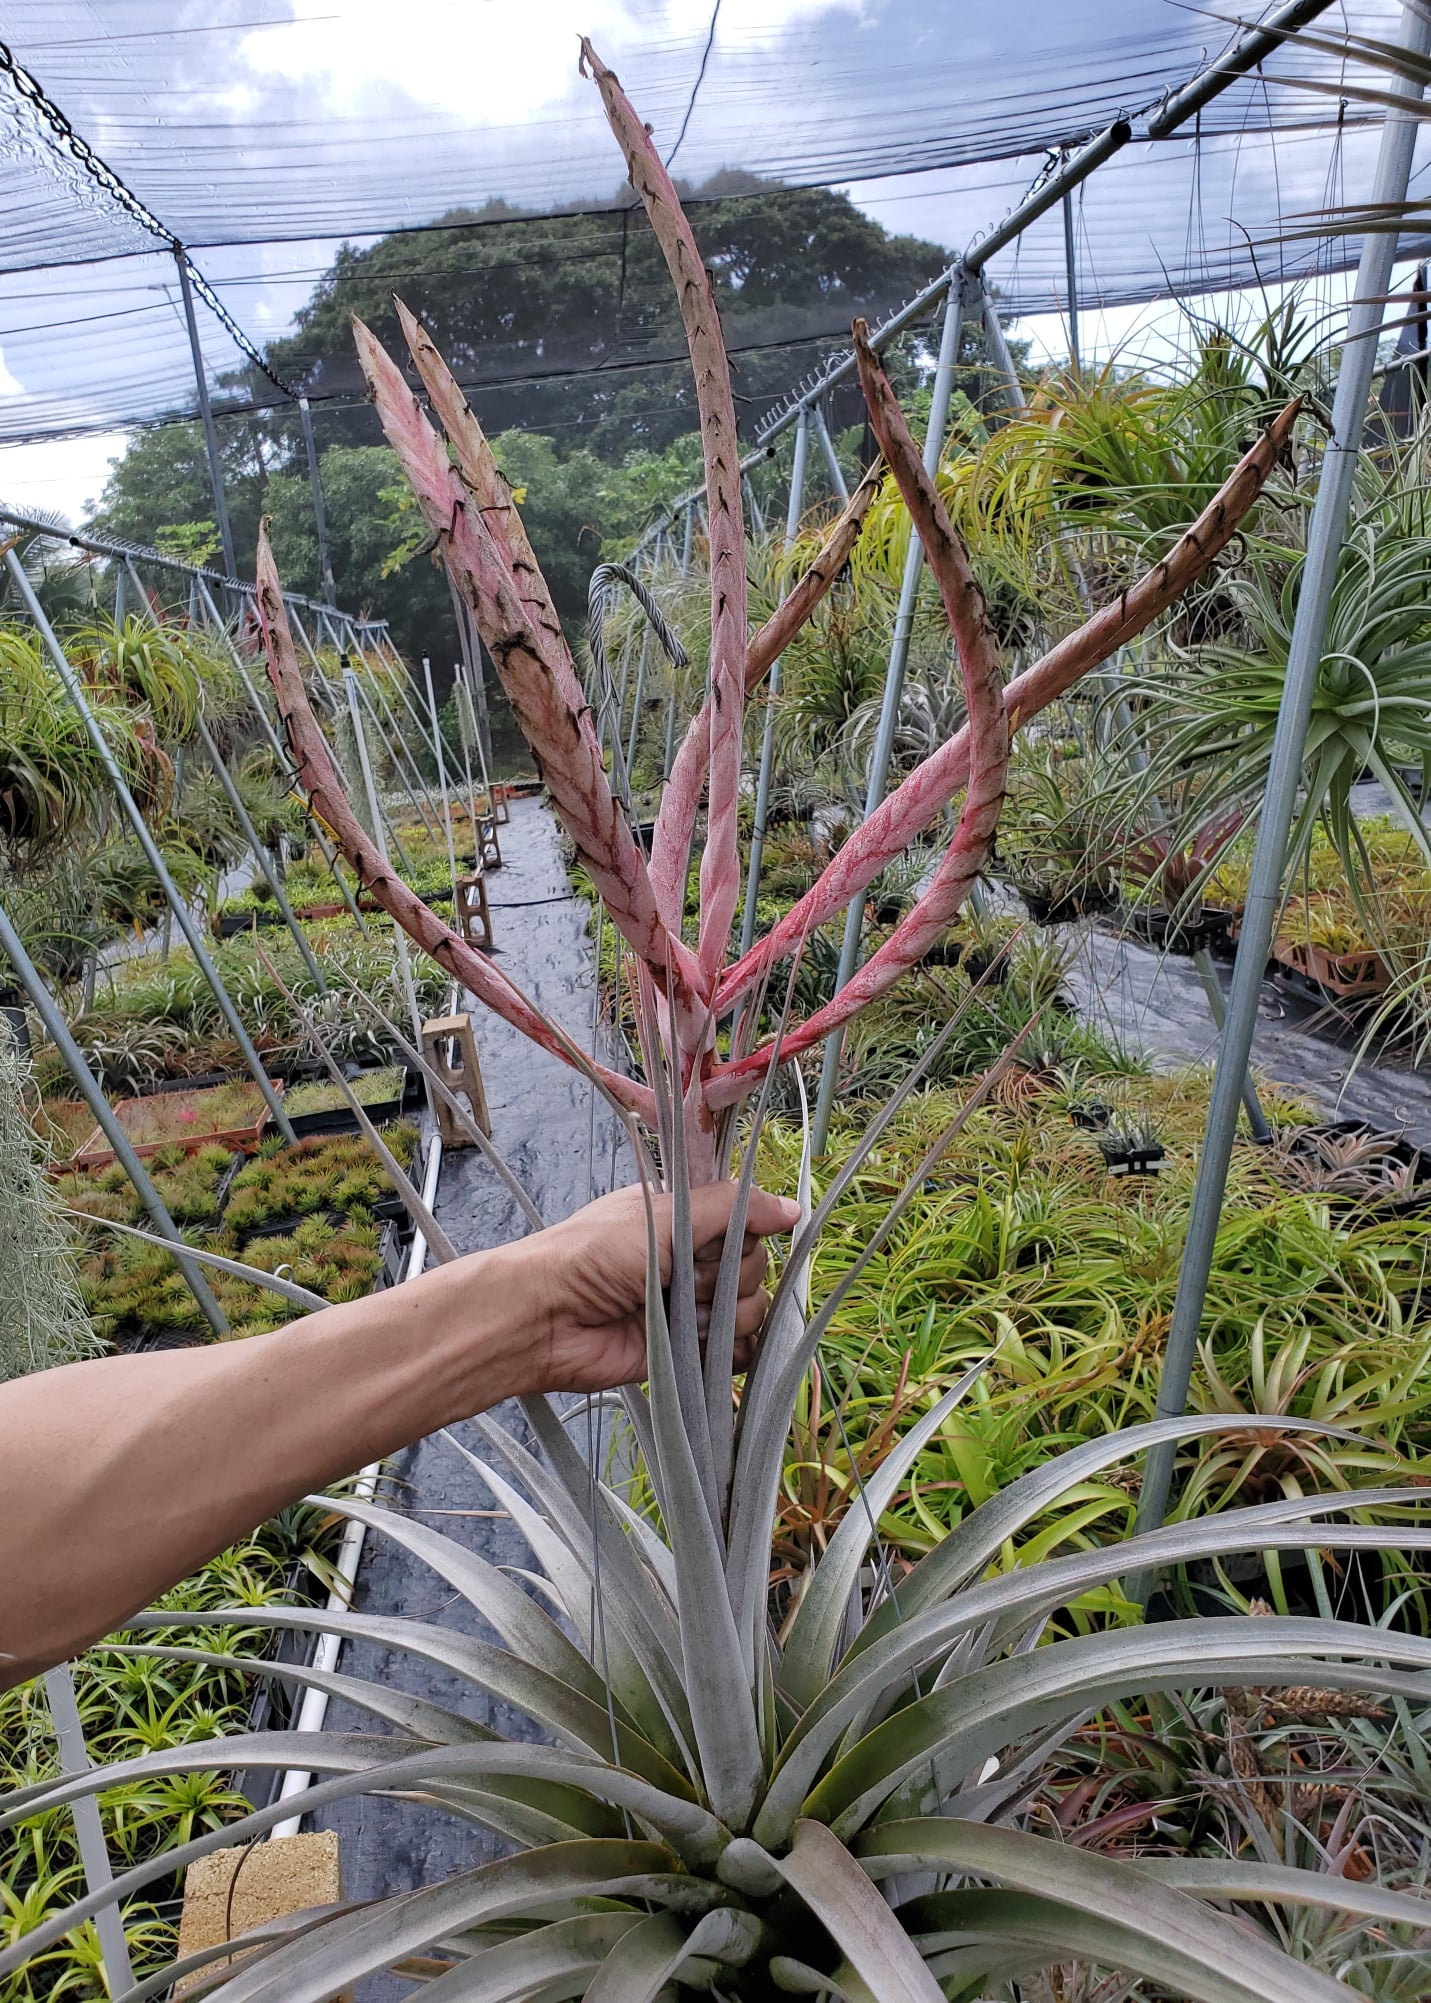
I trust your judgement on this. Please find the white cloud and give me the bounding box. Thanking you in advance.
[238,0,858,121]
[0,431,130,529]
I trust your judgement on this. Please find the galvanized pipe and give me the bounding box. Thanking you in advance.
[1062,185,1081,376]
[423,656,462,904]
[298,394,336,606]
[194,711,329,994]
[119,554,331,991]
[811,404,850,503]
[0,899,229,1336]
[43,1665,137,1997]
[812,279,967,1152]
[344,671,429,1060]
[193,577,373,938]
[174,249,237,581]
[739,406,810,962]
[5,549,294,1142]
[981,280,1029,412]
[1134,0,1431,1552]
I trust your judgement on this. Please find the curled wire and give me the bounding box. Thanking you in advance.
[586,562,690,694]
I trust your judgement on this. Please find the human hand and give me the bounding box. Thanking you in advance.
[516,1181,802,1395]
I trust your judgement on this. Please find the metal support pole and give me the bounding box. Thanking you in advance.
[344,673,432,1114]
[740,406,810,962]
[0,901,228,1336]
[453,658,482,837]
[423,657,461,903]
[5,551,294,1142]
[744,476,766,538]
[624,627,653,776]
[811,404,850,503]
[194,712,329,994]
[1062,184,1080,377]
[174,249,237,582]
[812,274,965,1152]
[352,668,437,849]
[446,572,492,770]
[1134,0,1431,1555]
[43,1664,136,1999]
[661,504,697,780]
[1191,945,1270,1141]
[298,395,336,607]
[981,281,1028,413]
[113,563,125,624]
[118,556,331,989]
[194,578,373,938]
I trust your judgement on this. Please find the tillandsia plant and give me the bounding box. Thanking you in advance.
[16,46,1431,2003]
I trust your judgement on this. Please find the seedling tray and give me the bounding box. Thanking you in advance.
[284,1065,418,1137]
[75,1078,280,1169]
[1271,937,1389,998]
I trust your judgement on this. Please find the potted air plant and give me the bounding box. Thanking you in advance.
[1119,806,1246,957]
[19,48,1423,2003]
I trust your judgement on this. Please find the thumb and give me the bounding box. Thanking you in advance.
[745,1187,804,1238]
[686,1182,801,1254]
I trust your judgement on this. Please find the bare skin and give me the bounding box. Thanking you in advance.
[0,1181,799,1692]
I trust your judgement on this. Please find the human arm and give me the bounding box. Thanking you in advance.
[0,1181,799,1691]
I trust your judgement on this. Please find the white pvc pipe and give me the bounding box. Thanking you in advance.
[270,1129,444,1832]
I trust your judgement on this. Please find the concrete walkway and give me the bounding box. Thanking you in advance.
[306,797,632,1999]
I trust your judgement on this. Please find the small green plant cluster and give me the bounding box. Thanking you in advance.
[223,1121,417,1236]
[68,1123,417,1347]
[283,1062,407,1119]
[755,1070,1431,1593]
[0,1505,340,2000]
[58,1143,234,1233]
[32,920,447,1092]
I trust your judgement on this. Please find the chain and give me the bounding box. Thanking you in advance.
[0,36,300,399]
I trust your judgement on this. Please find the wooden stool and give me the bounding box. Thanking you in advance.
[421,1011,491,1143]
[455,868,493,950]
[479,813,502,869]
[177,1833,349,1998]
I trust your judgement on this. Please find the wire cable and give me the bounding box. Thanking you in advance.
[665,0,724,170]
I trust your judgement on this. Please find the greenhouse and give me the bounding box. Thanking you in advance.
[7,1,1431,1997]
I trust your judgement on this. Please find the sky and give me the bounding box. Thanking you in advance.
[0,0,1419,527]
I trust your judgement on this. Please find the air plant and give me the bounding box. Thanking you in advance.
[17,46,1426,2003]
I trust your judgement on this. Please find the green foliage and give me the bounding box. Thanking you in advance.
[763,1071,1431,1577]
[0,1509,339,1998]
[0,1024,102,1382]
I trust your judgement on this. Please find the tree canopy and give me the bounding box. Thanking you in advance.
[88,176,952,662]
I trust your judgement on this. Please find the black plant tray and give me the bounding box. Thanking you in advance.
[228,1197,412,1250]
[213,908,287,937]
[1098,1142,1166,1176]
[285,1066,420,1136]
[1122,905,1235,958]
[919,938,964,969]
[1020,884,1114,924]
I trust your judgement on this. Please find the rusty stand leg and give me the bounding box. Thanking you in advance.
[420,1012,492,1144]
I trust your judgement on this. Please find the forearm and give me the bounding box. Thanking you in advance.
[0,1242,543,1691]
